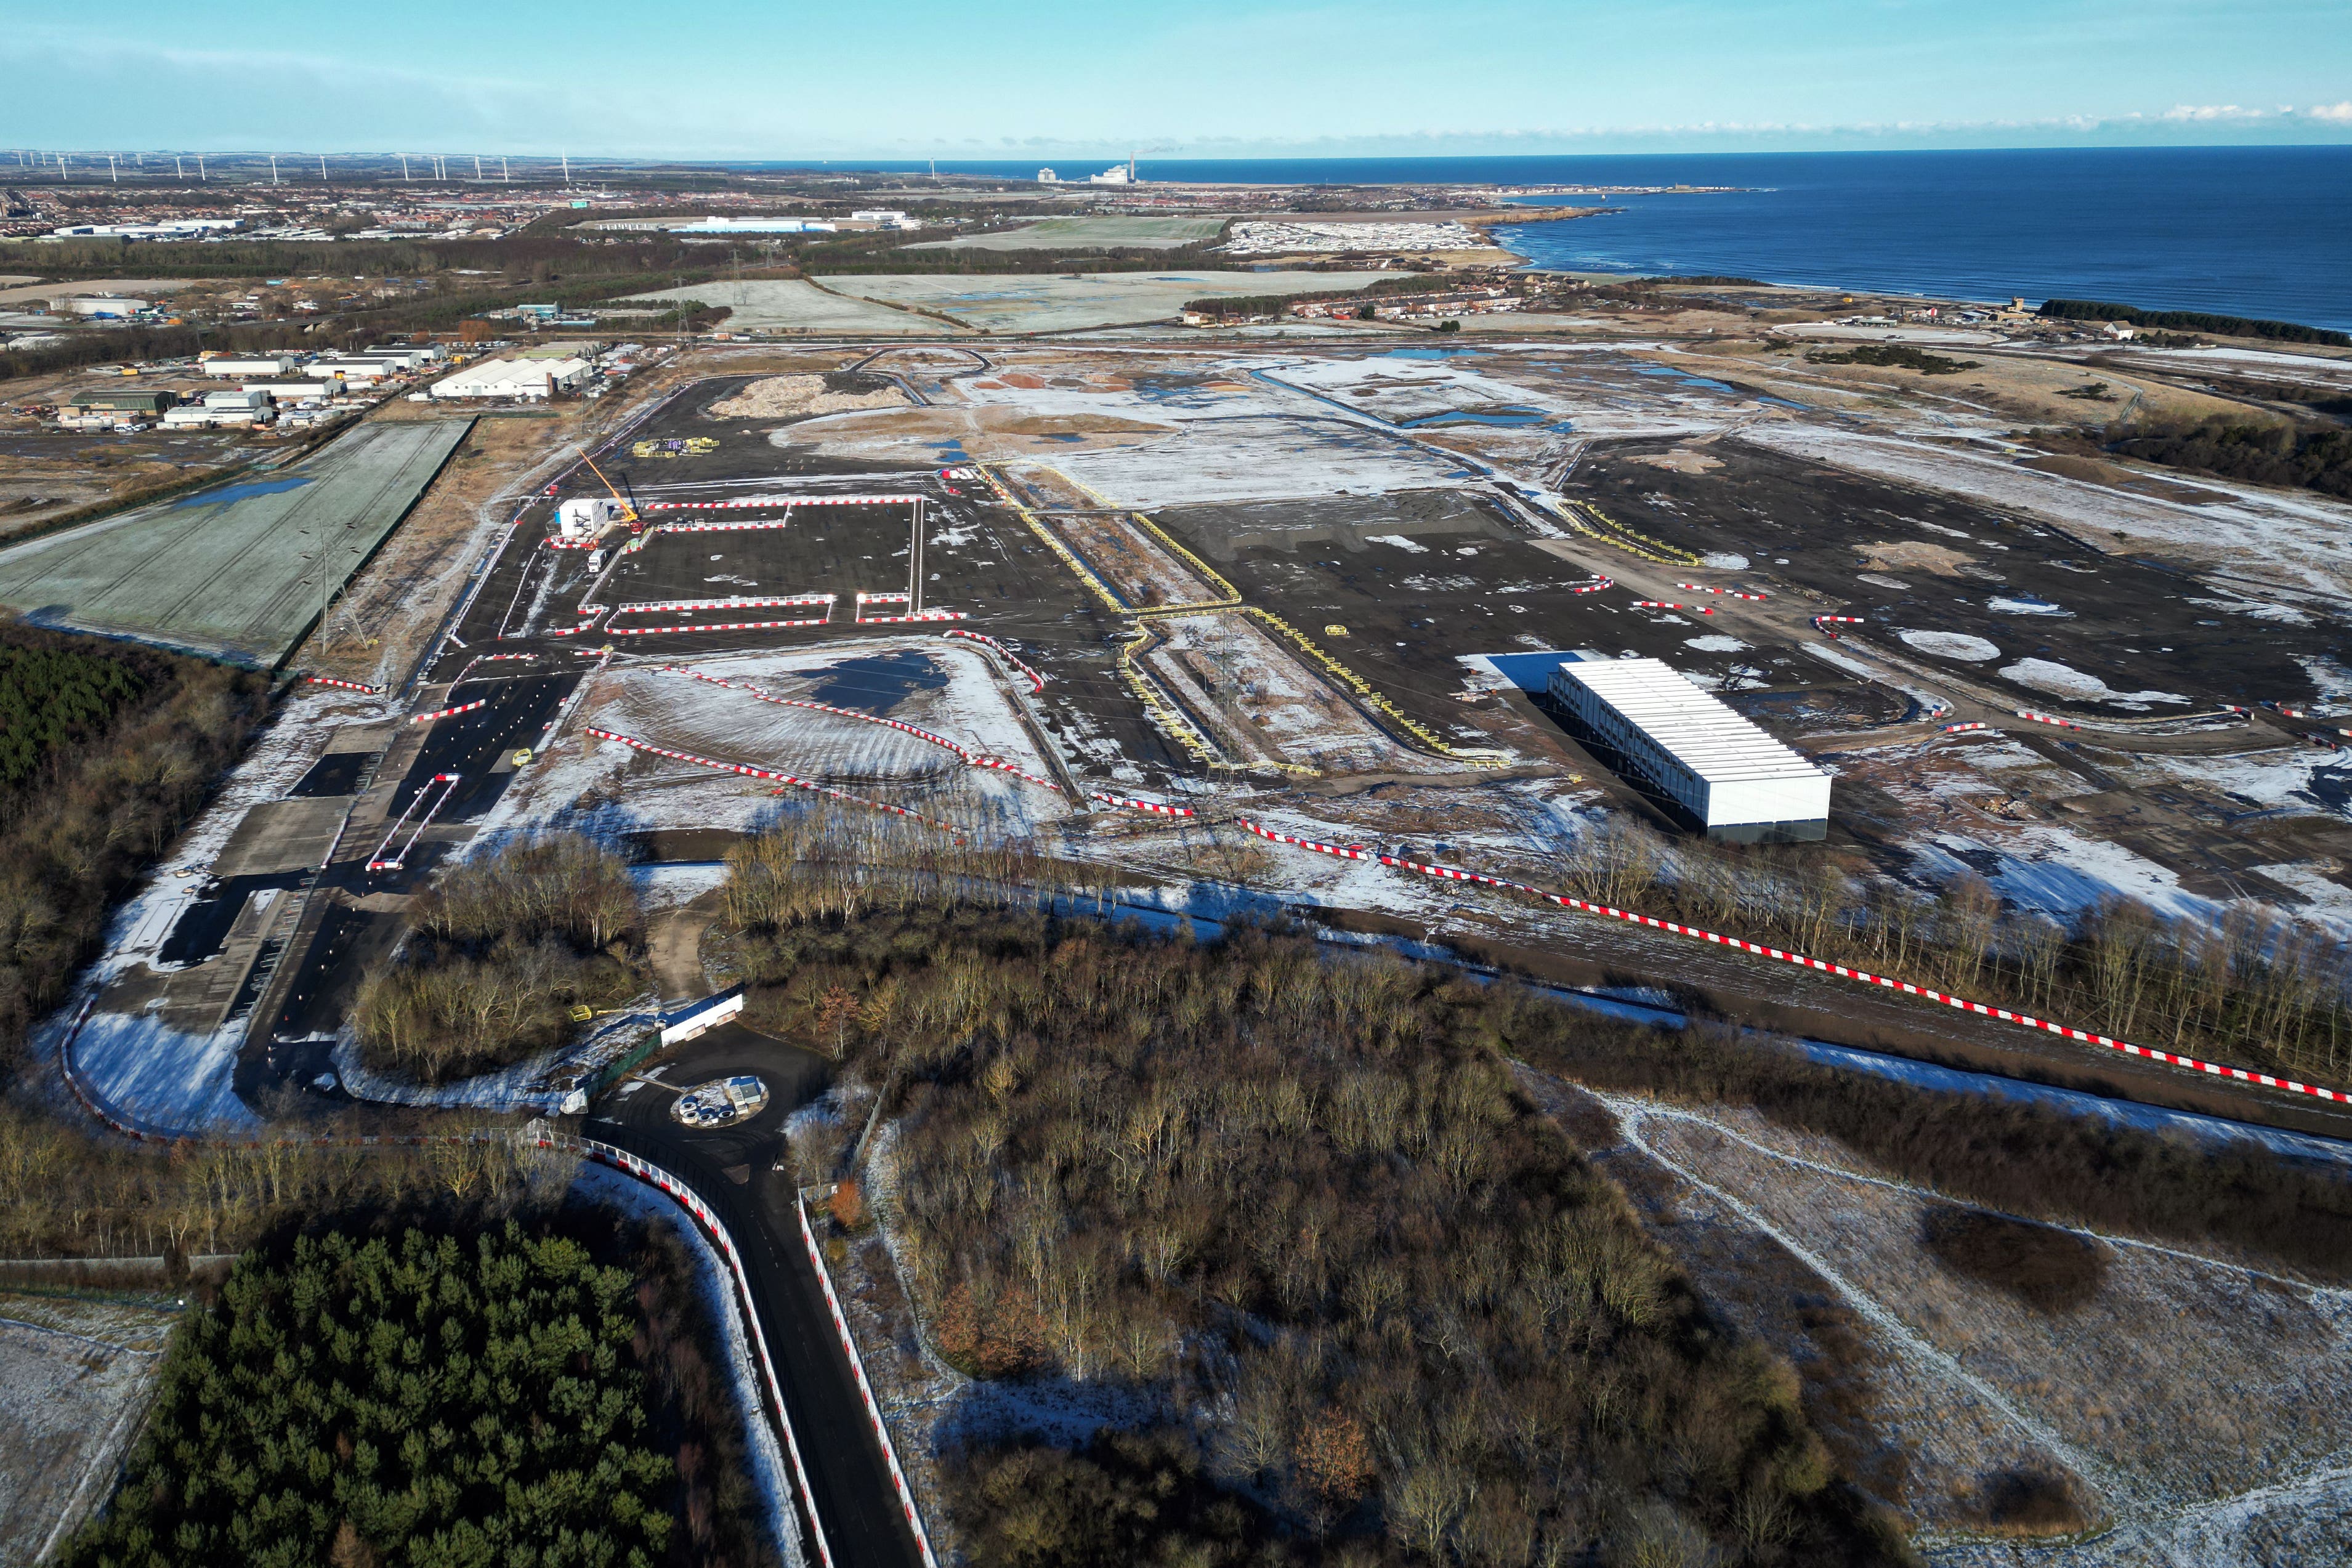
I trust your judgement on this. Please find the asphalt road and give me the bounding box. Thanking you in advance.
[589,1022,926,1568]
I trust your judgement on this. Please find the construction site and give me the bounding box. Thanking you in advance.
[15,313,2352,1568]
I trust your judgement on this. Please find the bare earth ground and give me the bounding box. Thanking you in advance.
[1516,1070,2352,1566]
[0,1293,180,1564]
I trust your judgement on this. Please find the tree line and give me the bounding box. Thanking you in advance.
[352,835,646,1086]
[727,886,1906,1567]
[60,1216,774,1568]
[2040,299,2350,348]
[1540,816,2352,1089]
[0,621,270,1074]
[2109,418,2352,499]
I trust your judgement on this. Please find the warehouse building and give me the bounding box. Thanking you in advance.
[203,355,294,379]
[1546,657,1832,842]
[430,356,590,400]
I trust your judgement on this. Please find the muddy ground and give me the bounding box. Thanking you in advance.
[1569,438,2344,709]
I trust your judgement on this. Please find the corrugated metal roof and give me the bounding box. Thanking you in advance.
[1552,657,1828,787]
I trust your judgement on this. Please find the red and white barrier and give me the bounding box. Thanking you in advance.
[1566,576,1614,596]
[942,629,1046,692]
[368,773,461,870]
[797,1198,940,1568]
[585,727,966,833]
[858,611,967,624]
[658,667,1062,793]
[2015,708,2081,731]
[1630,600,1715,615]
[1812,616,1866,636]
[1676,583,1769,600]
[645,494,924,511]
[410,698,488,725]
[610,618,831,636]
[583,1142,839,1568]
[1231,817,2347,1105]
[614,594,835,616]
[1942,721,1990,735]
[45,1024,842,1568]
[303,675,384,694]
[1091,792,1195,817]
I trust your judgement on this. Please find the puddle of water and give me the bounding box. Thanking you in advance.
[173,475,314,509]
[803,650,948,714]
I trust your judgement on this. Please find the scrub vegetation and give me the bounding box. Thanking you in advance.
[1803,344,1979,374]
[2110,418,2352,499]
[0,620,270,1071]
[722,870,1910,1567]
[352,835,644,1085]
[60,1216,774,1568]
[1545,818,2352,1089]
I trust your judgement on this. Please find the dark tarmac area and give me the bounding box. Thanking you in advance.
[590,1021,926,1568]
[1150,488,1886,742]
[437,376,1194,788]
[1570,440,2346,709]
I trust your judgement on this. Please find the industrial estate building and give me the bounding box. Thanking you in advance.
[430,355,590,400]
[1546,657,1832,842]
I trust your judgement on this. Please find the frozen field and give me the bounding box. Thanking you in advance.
[0,418,472,665]
[817,272,1394,334]
[904,216,1227,251]
[490,641,1070,844]
[618,279,958,336]
[0,1310,166,1564]
[1566,1085,2352,1565]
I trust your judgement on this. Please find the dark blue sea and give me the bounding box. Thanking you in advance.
[779,148,2352,331]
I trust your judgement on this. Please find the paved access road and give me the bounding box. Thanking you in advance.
[589,1022,927,1568]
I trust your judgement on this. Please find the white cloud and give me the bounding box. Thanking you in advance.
[2311,102,2352,123]
[2162,103,2260,121]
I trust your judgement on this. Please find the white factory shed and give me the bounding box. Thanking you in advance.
[203,355,293,379]
[430,357,590,400]
[1548,657,1832,842]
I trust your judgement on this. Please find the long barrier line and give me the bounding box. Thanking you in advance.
[657,668,1062,793]
[1213,815,2346,1106]
[796,1197,939,1568]
[584,727,966,835]
[940,630,1046,693]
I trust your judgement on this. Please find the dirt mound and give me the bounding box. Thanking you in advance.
[706,374,908,421]
[1854,539,1974,576]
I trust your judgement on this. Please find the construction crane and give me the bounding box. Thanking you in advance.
[573,445,641,531]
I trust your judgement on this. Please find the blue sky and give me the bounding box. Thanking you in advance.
[7,1,2350,158]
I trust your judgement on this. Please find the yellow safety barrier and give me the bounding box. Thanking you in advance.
[977,465,1503,771]
[1555,498,1705,568]
[1243,609,1509,767]
[1116,625,1222,766]
[974,465,1128,612]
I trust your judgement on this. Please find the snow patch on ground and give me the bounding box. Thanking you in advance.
[1364,533,1428,553]
[1702,551,1749,570]
[1998,658,2186,707]
[1683,634,1750,653]
[1900,630,2000,662]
